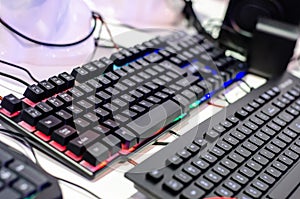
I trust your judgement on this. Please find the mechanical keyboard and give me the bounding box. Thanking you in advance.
[126,72,300,199]
[0,31,247,179]
[0,131,61,198]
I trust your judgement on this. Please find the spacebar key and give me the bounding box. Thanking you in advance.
[127,100,182,142]
[268,161,300,199]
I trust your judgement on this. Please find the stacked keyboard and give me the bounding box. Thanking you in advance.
[0,136,62,199]
[0,31,247,178]
[126,72,300,199]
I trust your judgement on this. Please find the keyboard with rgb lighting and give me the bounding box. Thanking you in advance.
[126,72,300,199]
[0,31,247,179]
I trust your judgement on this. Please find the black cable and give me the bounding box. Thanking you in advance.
[0,129,39,165]
[238,79,254,92]
[56,177,102,199]
[0,71,30,86]
[182,0,210,37]
[0,14,97,47]
[0,129,101,199]
[0,59,39,83]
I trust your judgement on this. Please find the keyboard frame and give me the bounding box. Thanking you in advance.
[125,71,300,199]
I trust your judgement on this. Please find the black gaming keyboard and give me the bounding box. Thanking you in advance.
[0,31,247,179]
[0,127,61,198]
[126,72,300,199]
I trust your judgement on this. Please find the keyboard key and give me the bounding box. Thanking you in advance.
[114,127,137,149]
[147,170,164,183]
[215,186,233,197]
[181,185,205,199]
[167,155,183,169]
[183,165,201,178]
[232,173,248,185]
[266,167,282,178]
[239,166,255,178]
[244,186,262,198]
[36,115,62,135]
[163,179,183,194]
[0,168,18,184]
[9,161,50,190]
[0,188,21,199]
[12,178,36,197]
[22,107,43,126]
[1,94,22,113]
[83,142,109,166]
[174,172,192,185]
[24,85,45,102]
[204,171,222,184]
[186,178,206,192]
[52,125,77,145]
[224,179,241,192]
[0,149,13,166]
[67,130,100,155]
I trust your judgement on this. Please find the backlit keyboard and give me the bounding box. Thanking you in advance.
[0,31,247,178]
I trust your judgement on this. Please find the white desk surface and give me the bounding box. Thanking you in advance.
[0,0,299,198]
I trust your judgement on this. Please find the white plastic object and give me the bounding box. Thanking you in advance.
[91,0,185,27]
[0,0,95,67]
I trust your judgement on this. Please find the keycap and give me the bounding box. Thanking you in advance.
[21,107,43,126]
[221,159,237,171]
[167,155,183,169]
[12,178,36,197]
[24,85,45,102]
[163,179,183,194]
[71,67,90,82]
[195,177,214,191]
[244,186,262,198]
[0,168,18,184]
[262,105,280,117]
[9,161,50,190]
[205,130,219,142]
[266,167,282,178]
[114,128,137,149]
[0,188,21,199]
[288,120,300,133]
[48,76,67,92]
[204,171,222,184]
[67,130,100,155]
[0,149,13,166]
[127,100,181,141]
[1,94,22,113]
[259,173,275,185]
[232,173,248,185]
[58,72,75,88]
[57,92,73,106]
[52,125,77,145]
[83,142,109,166]
[35,102,54,116]
[147,170,164,183]
[172,94,190,113]
[183,165,201,178]
[36,115,62,135]
[174,172,192,185]
[224,180,241,192]
[55,110,73,125]
[181,185,205,199]
[235,109,249,119]
[102,134,121,154]
[215,186,233,197]
[47,97,64,111]
[239,167,255,178]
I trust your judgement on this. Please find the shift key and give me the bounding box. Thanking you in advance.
[127,100,181,142]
